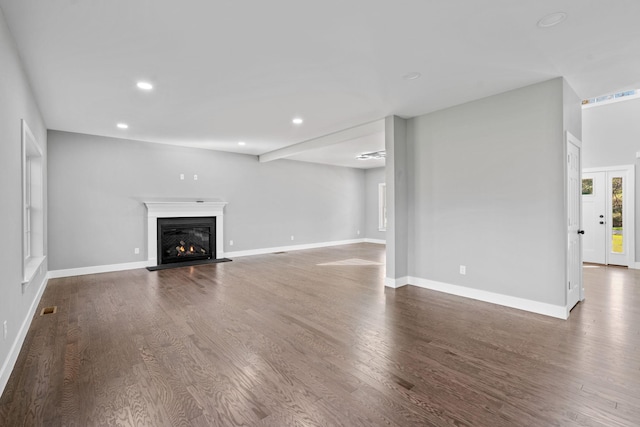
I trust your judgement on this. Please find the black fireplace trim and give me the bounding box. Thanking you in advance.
[146,257,232,271]
[157,216,216,265]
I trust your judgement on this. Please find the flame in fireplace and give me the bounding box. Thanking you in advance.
[175,243,204,256]
[167,236,210,259]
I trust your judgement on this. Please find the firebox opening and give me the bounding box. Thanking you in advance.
[157,217,216,265]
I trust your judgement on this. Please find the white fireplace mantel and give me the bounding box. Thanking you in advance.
[144,200,227,265]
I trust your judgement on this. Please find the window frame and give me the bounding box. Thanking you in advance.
[378,183,387,231]
[22,119,45,286]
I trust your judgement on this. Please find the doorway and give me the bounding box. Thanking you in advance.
[567,132,583,311]
[582,166,635,266]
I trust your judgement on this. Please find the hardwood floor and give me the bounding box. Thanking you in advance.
[1,244,639,426]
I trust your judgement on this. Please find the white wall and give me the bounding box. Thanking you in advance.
[398,78,580,311]
[47,131,366,270]
[583,97,640,262]
[364,167,385,241]
[385,116,409,282]
[0,7,48,394]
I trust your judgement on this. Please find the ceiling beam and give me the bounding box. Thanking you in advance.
[259,119,385,163]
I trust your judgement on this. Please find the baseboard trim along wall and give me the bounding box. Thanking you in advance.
[407,276,568,319]
[47,239,370,278]
[384,277,409,288]
[0,275,48,396]
[48,261,151,279]
[383,275,567,319]
[225,239,365,258]
[363,238,386,244]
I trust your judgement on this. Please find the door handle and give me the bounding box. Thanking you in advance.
[578,230,585,235]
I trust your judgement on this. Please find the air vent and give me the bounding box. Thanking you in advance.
[40,306,57,316]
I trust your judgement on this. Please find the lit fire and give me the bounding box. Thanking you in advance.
[175,240,207,256]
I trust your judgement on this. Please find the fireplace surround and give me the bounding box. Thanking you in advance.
[144,200,226,267]
[157,216,215,265]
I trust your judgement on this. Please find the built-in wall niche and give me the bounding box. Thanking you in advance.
[22,119,45,287]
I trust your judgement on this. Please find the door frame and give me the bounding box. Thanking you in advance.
[566,132,584,313]
[583,165,635,267]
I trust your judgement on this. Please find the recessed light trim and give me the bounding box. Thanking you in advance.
[117,123,129,129]
[136,81,153,90]
[238,141,246,146]
[292,117,303,125]
[537,12,567,28]
[402,72,421,81]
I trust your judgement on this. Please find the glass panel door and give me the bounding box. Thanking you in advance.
[611,176,623,253]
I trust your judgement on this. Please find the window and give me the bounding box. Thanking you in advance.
[612,176,623,254]
[22,119,44,284]
[582,178,593,195]
[582,89,639,108]
[378,183,387,231]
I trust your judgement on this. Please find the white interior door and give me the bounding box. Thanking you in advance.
[581,172,606,264]
[582,167,634,267]
[567,133,583,311]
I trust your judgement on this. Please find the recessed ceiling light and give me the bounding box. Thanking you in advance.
[292,117,303,125]
[117,123,129,129]
[136,81,153,90]
[238,141,246,146]
[537,12,567,28]
[402,72,421,81]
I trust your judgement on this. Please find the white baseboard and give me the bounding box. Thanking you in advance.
[632,262,640,270]
[363,238,386,245]
[384,276,409,288]
[225,239,365,258]
[47,260,150,279]
[0,274,48,396]
[407,276,568,319]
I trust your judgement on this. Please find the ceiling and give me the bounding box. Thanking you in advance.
[2,0,640,168]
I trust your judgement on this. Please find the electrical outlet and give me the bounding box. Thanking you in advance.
[459,265,466,275]
[134,248,140,254]
[180,174,184,180]
[193,174,198,180]
[229,240,234,246]
[3,321,7,340]
[291,235,295,241]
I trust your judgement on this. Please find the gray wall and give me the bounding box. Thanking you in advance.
[405,78,577,306]
[47,131,366,270]
[583,98,640,167]
[583,97,640,262]
[364,167,386,241]
[0,7,48,390]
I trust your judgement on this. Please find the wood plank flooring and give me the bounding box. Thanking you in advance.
[1,244,639,426]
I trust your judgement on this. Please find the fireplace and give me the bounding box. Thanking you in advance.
[157,217,215,265]
[144,200,227,268]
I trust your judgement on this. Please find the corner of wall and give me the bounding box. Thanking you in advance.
[0,273,48,396]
